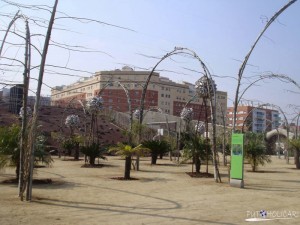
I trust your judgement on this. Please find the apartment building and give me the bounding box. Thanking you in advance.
[51,67,227,124]
[227,105,281,132]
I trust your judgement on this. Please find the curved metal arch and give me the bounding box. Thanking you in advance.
[232,0,297,131]
[97,80,132,117]
[60,79,133,134]
[240,103,290,163]
[96,80,133,141]
[138,46,220,182]
[143,106,163,118]
[142,106,170,136]
[117,81,133,138]
[0,11,21,56]
[184,93,198,108]
[139,47,215,124]
[1,12,33,199]
[241,103,288,134]
[289,113,300,139]
[238,74,300,108]
[242,116,281,136]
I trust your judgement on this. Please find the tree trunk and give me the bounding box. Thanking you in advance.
[135,155,140,171]
[151,154,158,165]
[295,149,300,169]
[159,153,163,159]
[74,143,79,160]
[68,148,72,156]
[90,156,95,166]
[124,156,131,179]
[16,161,20,181]
[252,158,256,172]
[195,156,201,174]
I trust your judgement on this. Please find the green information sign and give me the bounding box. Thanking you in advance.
[230,133,244,180]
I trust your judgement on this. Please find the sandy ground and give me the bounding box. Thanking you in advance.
[0,155,299,225]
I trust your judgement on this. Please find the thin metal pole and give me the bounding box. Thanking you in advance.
[26,0,59,201]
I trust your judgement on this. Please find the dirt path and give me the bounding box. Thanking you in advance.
[0,156,299,225]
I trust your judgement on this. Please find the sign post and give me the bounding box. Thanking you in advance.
[230,133,244,188]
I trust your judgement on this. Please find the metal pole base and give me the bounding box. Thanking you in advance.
[230,178,244,188]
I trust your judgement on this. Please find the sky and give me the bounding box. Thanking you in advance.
[0,0,300,121]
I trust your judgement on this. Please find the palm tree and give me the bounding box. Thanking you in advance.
[109,143,149,179]
[129,120,155,170]
[181,133,210,173]
[61,135,82,160]
[244,132,271,172]
[0,124,52,179]
[142,140,171,165]
[80,143,107,166]
[289,138,300,169]
[0,124,21,179]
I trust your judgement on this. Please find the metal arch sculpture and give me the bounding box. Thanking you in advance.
[138,47,221,182]
[180,107,194,122]
[19,106,32,118]
[289,113,300,139]
[237,74,300,109]
[183,93,198,108]
[58,79,133,143]
[240,103,290,163]
[116,82,133,143]
[232,0,297,131]
[96,80,133,143]
[241,103,288,134]
[195,121,205,135]
[184,93,228,165]
[136,106,171,136]
[139,47,217,125]
[0,11,22,57]
[96,80,132,116]
[1,12,33,201]
[195,75,216,99]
